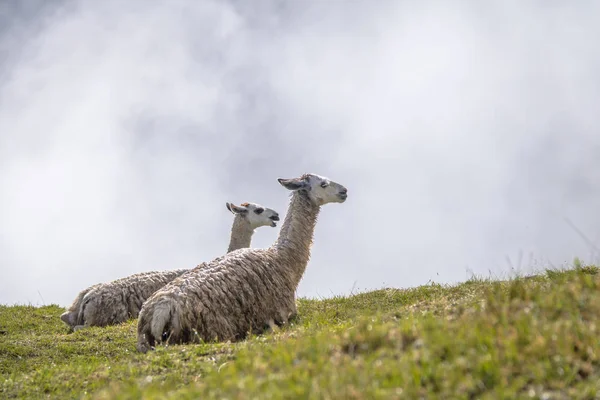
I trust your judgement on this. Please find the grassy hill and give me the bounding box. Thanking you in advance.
[1,263,599,399]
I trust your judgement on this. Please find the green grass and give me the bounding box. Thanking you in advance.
[1,264,599,399]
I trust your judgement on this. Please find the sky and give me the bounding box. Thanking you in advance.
[1,0,599,307]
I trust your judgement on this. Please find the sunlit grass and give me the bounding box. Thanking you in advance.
[1,264,598,399]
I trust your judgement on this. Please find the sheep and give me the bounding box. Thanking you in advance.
[60,201,280,331]
[136,173,348,352]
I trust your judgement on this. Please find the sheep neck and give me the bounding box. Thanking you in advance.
[274,190,321,285]
[227,216,255,253]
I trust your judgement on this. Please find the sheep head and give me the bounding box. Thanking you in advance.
[278,173,348,206]
[226,202,280,228]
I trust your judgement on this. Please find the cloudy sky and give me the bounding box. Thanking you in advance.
[1,0,599,307]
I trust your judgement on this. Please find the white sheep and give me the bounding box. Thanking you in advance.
[136,173,348,352]
[60,201,280,330]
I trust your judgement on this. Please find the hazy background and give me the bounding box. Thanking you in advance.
[1,0,599,307]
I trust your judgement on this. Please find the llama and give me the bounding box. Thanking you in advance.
[60,201,280,331]
[136,173,348,352]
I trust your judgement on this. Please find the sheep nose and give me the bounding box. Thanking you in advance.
[339,188,348,195]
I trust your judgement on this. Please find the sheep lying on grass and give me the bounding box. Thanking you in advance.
[136,173,348,352]
[60,201,280,331]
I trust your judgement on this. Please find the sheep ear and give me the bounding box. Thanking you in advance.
[226,202,247,214]
[278,178,308,191]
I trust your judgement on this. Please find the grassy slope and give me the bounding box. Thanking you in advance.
[1,265,599,399]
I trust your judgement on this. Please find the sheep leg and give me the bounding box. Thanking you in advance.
[288,312,299,323]
[263,318,281,334]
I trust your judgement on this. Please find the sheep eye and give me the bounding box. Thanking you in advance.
[320,181,329,188]
[254,208,264,214]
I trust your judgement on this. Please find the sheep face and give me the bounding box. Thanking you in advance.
[226,202,280,228]
[278,173,348,206]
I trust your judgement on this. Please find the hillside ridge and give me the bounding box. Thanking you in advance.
[0,264,598,399]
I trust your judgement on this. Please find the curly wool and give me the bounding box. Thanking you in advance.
[137,190,318,352]
[66,269,189,329]
[61,209,273,330]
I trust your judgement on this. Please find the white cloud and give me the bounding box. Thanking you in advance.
[1,1,599,306]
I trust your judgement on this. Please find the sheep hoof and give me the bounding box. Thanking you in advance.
[136,344,149,353]
[264,319,283,334]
